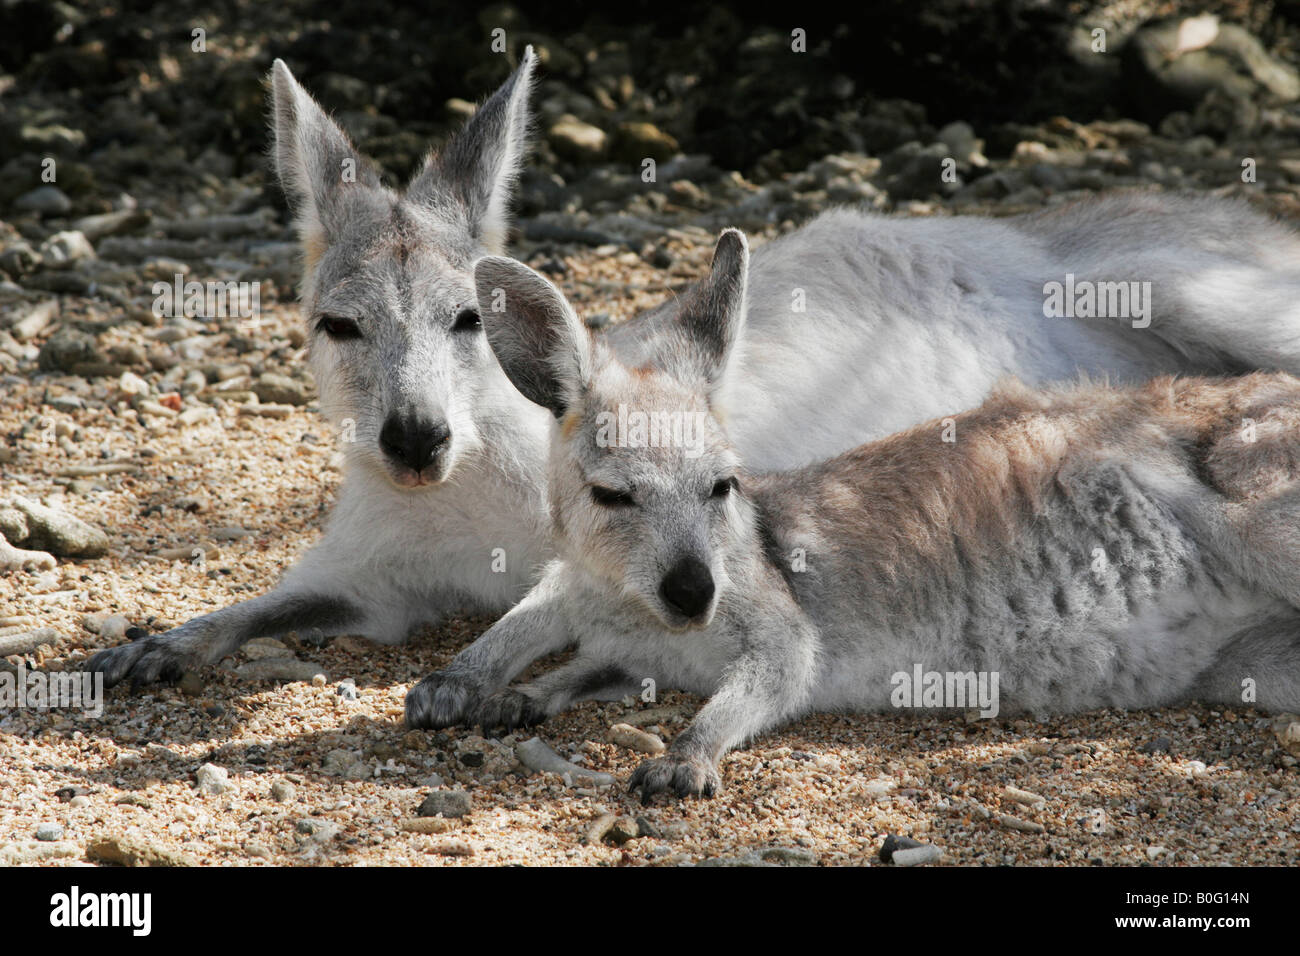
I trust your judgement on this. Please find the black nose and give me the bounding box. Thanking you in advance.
[659,556,715,620]
[379,413,450,471]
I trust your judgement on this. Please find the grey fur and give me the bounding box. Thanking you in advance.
[410,231,1300,802]
[90,54,1300,700]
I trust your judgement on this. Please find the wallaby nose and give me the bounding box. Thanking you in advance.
[659,556,715,620]
[379,413,451,472]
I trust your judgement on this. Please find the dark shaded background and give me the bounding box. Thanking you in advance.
[4,0,1299,207]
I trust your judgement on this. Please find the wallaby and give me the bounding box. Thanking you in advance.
[90,49,1300,694]
[408,229,1300,801]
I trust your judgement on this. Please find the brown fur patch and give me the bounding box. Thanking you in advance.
[561,410,582,440]
[303,231,327,273]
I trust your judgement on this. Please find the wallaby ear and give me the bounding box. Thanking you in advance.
[269,59,381,243]
[679,228,749,389]
[408,47,537,254]
[474,255,591,418]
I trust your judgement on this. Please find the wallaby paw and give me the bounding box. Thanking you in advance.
[473,688,547,736]
[405,670,483,729]
[85,633,190,689]
[628,753,722,804]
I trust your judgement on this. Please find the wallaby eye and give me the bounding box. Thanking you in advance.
[317,315,361,340]
[452,308,482,332]
[711,476,738,499]
[591,486,636,508]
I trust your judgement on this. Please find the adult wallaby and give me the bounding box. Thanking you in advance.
[413,230,1300,801]
[90,48,1300,692]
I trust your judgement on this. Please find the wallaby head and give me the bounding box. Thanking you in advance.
[474,230,754,630]
[268,50,537,489]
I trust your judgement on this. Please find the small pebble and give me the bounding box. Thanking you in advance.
[996,813,1045,834]
[270,780,296,802]
[1003,786,1046,806]
[401,817,453,834]
[892,845,943,866]
[609,722,666,755]
[195,763,230,795]
[878,834,925,863]
[418,790,471,819]
[35,822,64,841]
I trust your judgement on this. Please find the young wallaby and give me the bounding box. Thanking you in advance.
[90,49,1300,696]
[408,228,1300,802]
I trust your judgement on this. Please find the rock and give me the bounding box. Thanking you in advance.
[37,329,99,374]
[177,671,203,697]
[116,370,150,399]
[270,780,296,802]
[9,495,109,558]
[8,299,58,341]
[1002,786,1046,806]
[758,846,818,866]
[86,836,197,867]
[68,795,90,809]
[195,763,230,795]
[0,627,59,658]
[0,536,56,572]
[296,819,340,842]
[608,722,666,754]
[418,790,471,819]
[878,834,926,863]
[860,777,897,801]
[70,208,151,241]
[35,822,64,841]
[400,817,453,834]
[1139,736,1173,754]
[880,141,962,200]
[91,613,130,642]
[337,678,358,701]
[428,839,474,857]
[38,231,95,268]
[243,637,292,660]
[548,115,607,161]
[322,748,367,779]
[635,815,662,839]
[14,185,72,216]
[892,845,943,866]
[1272,715,1300,758]
[252,373,310,406]
[936,121,987,167]
[2,840,80,865]
[612,121,680,163]
[0,240,41,277]
[995,813,1045,834]
[1123,16,1300,123]
[584,812,637,846]
[234,658,326,683]
[514,736,615,786]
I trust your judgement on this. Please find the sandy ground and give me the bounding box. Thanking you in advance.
[3,233,1300,868]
